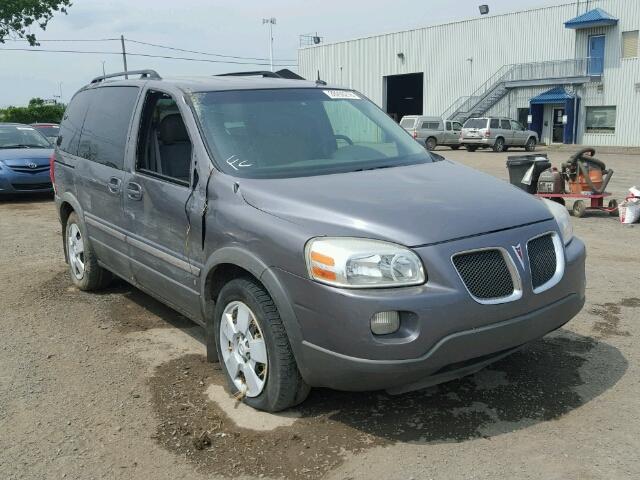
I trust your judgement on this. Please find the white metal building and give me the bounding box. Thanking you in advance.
[298,0,640,146]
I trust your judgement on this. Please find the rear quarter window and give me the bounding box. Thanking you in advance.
[490,118,500,128]
[421,122,440,130]
[59,90,91,155]
[77,86,140,169]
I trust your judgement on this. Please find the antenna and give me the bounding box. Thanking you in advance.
[316,70,326,86]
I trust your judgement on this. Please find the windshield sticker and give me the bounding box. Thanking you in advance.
[16,127,35,131]
[323,90,360,100]
[226,155,253,170]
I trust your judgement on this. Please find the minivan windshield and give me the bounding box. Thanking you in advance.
[463,118,488,129]
[0,125,51,149]
[191,89,432,178]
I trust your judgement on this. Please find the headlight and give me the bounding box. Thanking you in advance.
[542,198,573,245]
[305,237,426,288]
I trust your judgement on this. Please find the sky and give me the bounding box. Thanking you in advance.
[0,0,566,107]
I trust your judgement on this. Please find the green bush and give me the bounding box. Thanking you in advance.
[0,98,66,124]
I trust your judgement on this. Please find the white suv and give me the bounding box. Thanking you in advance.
[461,117,538,153]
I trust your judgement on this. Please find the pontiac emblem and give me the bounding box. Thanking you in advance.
[512,244,525,268]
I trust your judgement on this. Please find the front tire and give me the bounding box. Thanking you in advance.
[425,137,437,151]
[214,278,309,412]
[65,212,112,291]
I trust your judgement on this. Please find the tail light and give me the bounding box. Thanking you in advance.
[484,129,491,138]
[412,130,417,139]
[49,152,56,193]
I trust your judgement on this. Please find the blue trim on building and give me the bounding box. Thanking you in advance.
[530,87,575,104]
[564,8,618,29]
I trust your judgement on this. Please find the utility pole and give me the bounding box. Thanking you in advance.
[120,35,128,78]
[262,18,276,72]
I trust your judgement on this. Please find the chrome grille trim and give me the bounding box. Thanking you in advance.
[451,247,523,305]
[527,231,565,294]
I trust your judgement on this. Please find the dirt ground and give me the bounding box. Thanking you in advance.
[1,146,639,480]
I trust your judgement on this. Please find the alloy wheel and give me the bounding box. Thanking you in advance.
[67,223,85,280]
[219,301,268,397]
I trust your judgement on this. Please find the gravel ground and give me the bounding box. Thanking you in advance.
[1,146,638,479]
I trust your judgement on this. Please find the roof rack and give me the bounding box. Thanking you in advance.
[216,71,283,79]
[90,69,161,84]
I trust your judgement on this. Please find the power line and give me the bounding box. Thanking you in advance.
[0,47,297,66]
[126,38,296,63]
[3,37,297,62]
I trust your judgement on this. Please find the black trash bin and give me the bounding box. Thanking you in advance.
[506,154,551,194]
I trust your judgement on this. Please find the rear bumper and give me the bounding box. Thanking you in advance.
[297,292,583,392]
[461,138,492,146]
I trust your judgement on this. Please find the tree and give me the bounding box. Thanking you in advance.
[0,97,66,123]
[0,1,72,46]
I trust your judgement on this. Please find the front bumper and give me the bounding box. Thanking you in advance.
[0,170,53,195]
[274,220,586,392]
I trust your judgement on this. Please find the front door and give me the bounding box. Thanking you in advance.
[588,35,605,76]
[123,89,201,320]
[552,108,565,143]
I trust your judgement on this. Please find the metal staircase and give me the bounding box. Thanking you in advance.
[441,58,593,123]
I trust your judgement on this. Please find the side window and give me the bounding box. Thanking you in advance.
[421,122,440,130]
[58,90,91,155]
[77,86,139,169]
[453,122,462,131]
[490,118,500,129]
[511,120,523,130]
[500,119,511,129]
[445,121,451,131]
[136,90,192,184]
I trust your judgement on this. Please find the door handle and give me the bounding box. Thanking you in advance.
[107,177,121,194]
[127,182,143,201]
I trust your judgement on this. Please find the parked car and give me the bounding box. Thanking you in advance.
[461,117,538,152]
[53,71,585,412]
[0,123,54,196]
[400,115,462,150]
[31,123,60,144]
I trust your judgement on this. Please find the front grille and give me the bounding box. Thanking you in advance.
[453,249,514,300]
[11,182,52,191]
[9,166,49,174]
[528,234,557,289]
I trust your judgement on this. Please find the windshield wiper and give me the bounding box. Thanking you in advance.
[0,144,45,149]
[352,165,395,172]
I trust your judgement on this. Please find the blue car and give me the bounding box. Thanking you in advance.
[0,123,54,196]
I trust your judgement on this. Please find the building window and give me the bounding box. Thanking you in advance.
[622,31,639,58]
[585,106,616,133]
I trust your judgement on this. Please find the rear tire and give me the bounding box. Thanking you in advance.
[525,137,537,152]
[425,137,437,151]
[214,278,309,412]
[492,137,505,152]
[65,212,112,291]
[465,145,478,152]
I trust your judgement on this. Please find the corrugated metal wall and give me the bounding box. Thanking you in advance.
[299,0,640,146]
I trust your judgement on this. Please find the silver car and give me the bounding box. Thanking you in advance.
[400,116,462,151]
[461,117,538,153]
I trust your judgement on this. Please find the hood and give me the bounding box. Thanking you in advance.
[240,161,552,247]
[0,148,53,167]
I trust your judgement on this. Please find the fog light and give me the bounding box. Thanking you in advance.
[370,311,400,335]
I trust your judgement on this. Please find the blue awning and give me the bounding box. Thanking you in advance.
[564,8,618,29]
[530,87,575,105]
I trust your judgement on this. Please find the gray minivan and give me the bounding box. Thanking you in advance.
[53,70,585,412]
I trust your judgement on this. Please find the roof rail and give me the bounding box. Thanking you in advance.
[217,70,283,79]
[90,69,161,84]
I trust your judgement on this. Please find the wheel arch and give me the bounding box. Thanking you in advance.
[201,247,305,366]
[57,192,84,263]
